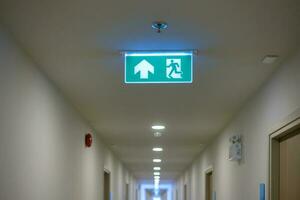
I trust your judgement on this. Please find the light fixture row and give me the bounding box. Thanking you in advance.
[152,124,165,184]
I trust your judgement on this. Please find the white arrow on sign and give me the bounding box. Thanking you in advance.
[134,59,154,79]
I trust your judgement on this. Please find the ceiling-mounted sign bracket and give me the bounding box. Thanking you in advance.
[123,51,195,84]
[120,50,199,56]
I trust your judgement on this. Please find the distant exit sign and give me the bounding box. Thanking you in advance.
[125,52,193,84]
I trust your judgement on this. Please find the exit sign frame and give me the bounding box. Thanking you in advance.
[124,51,194,84]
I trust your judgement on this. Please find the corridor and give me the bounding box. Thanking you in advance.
[0,0,299,200]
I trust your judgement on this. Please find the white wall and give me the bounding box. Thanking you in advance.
[176,50,300,200]
[0,26,137,200]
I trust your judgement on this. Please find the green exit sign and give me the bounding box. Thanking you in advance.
[124,52,193,84]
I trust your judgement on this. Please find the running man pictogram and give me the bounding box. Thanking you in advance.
[166,59,183,79]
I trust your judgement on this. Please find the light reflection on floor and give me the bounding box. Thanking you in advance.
[153,197,161,200]
[141,183,173,200]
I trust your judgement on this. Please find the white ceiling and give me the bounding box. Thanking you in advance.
[0,0,299,180]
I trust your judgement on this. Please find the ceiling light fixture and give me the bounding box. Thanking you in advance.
[154,176,160,179]
[153,159,162,163]
[154,172,160,176]
[152,125,165,130]
[152,147,163,152]
[153,167,161,171]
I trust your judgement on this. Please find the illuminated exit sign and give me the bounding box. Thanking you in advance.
[124,52,193,84]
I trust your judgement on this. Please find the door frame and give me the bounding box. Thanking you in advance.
[184,184,187,200]
[269,111,300,200]
[125,183,129,200]
[204,166,213,200]
[104,169,111,200]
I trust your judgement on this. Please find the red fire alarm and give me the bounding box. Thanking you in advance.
[85,133,92,147]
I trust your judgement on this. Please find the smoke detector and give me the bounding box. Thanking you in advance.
[153,132,163,137]
[152,21,168,33]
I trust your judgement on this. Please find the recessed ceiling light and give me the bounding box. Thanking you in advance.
[262,55,279,64]
[154,175,160,179]
[153,147,163,152]
[153,167,161,171]
[154,172,160,176]
[153,159,162,163]
[152,125,165,130]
